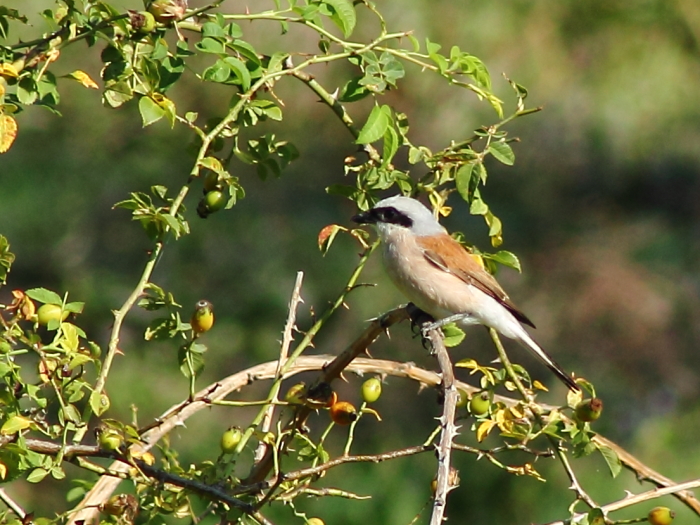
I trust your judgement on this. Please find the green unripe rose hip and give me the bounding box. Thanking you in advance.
[99,430,123,452]
[37,304,67,325]
[197,191,226,218]
[361,377,382,403]
[469,391,490,416]
[220,427,242,454]
[455,389,468,408]
[203,171,222,192]
[574,397,603,423]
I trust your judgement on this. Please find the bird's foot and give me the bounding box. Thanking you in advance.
[421,313,469,335]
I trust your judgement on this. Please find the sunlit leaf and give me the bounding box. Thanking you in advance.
[64,70,99,89]
[1,415,32,435]
[139,96,165,127]
[322,0,356,37]
[442,323,465,347]
[318,224,343,255]
[0,114,17,153]
[356,105,390,145]
[489,142,515,165]
[25,288,62,305]
[596,443,622,478]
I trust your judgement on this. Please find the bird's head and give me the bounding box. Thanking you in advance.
[351,195,446,238]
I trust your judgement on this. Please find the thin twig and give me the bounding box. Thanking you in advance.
[0,488,25,519]
[253,272,305,464]
[543,478,700,525]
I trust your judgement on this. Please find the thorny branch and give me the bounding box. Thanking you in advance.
[425,327,459,525]
[66,345,700,524]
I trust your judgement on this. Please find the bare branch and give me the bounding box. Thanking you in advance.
[543,478,700,525]
[254,272,305,464]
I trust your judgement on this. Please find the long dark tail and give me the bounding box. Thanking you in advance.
[517,332,580,391]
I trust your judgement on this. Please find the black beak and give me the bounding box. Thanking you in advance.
[351,211,375,224]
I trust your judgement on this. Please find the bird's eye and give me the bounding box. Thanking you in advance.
[381,208,397,221]
[374,206,412,227]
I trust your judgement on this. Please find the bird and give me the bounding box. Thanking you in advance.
[352,194,579,391]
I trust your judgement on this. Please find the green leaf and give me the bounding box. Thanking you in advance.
[339,77,370,102]
[61,404,81,424]
[485,211,503,247]
[89,391,110,417]
[195,37,225,54]
[356,105,391,145]
[488,142,515,165]
[50,465,66,480]
[596,443,622,478]
[455,163,475,201]
[229,40,260,65]
[587,508,606,525]
[64,301,84,314]
[382,125,398,167]
[157,95,176,128]
[179,347,205,378]
[0,235,15,285]
[251,100,282,121]
[322,0,356,37]
[25,288,62,305]
[442,323,465,347]
[145,317,178,340]
[224,57,251,91]
[202,21,225,38]
[469,196,488,216]
[486,250,521,272]
[475,162,488,184]
[26,467,49,484]
[226,22,243,38]
[203,60,230,83]
[139,96,165,127]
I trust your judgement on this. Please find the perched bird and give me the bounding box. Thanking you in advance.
[352,195,579,391]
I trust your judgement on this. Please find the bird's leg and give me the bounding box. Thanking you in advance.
[405,303,438,352]
[406,303,435,334]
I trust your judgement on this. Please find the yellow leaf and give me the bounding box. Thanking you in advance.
[523,463,545,482]
[0,461,7,480]
[0,114,18,154]
[455,358,479,369]
[476,419,497,442]
[66,70,99,89]
[470,254,485,269]
[0,63,19,79]
[1,415,32,435]
[532,380,548,392]
[509,404,524,419]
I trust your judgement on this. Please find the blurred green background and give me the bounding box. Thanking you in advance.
[2,0,700,522]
